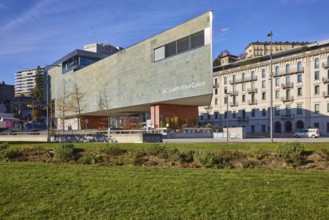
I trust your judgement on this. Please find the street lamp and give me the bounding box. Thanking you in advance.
[267,31,273,143]
[45,64,61,142]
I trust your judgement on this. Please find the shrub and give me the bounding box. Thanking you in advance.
[0,142,9,151]
[53,143,75,161]
[147,144,170,159]
[177,150,195,163]
[276,142,304,165]
[99,146,127,156]
[112,150,145,166]
[193,151,219,168]
[320,149,329,161]
[0,143,21,161]
[77,153,104,165]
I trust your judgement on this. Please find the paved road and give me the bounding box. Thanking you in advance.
[163,137,329,143]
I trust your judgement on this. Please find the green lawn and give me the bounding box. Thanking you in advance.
[1,162,329,219]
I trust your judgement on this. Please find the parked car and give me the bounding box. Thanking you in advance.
[0,129,18,135]
[294,128,320,138]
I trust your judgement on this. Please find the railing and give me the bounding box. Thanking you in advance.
[247,100,257,105]
[281,114,294,119]
[230,101,239,107]
[323,62,329,69]
[229,76,258,85]
[322,77,329,84]
[228,90,239,96]
[237,116,249,122]
[323,91,329,98]
[281,96,294,103]
[247,88,258,94]
[275,67,304,77]
[281,82,294,89]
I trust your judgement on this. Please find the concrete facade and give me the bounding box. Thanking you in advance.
[49,11,213,129]
[199,39,329,136]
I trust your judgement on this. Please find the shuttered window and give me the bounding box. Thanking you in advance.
[190,30,204,49]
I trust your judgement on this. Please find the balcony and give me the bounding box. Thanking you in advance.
[323,92,329,98]
[247,100,257,105]
[322,77,329,84]
[228,90,239,96]
[230,101,239,107]
[281,96,294,103]
[323,62,329,69]
[237,116,249,122]
[275,67,304,77]
[247,88,258,94]
[229,76,258,85]
[281,82,294,89]
[281,114,294,119]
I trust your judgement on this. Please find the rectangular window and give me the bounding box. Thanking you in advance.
[242,95,245,102]
[224,111,227,119]
[224,97,228,104]
[190,30,205,49]
[275,106,280,116]
[327,103,329,112]
[297,87,302,96]
[214,98,218,105]
[262,125,266,133]
[275,78,280,86]
[262,109,266,116]
[214,112,219,120]
[251,125,255,133]
[315,104,320,114]
[233,111,236,118]
[215,89,218,95]
[262,92,266,100]
[262,80,266,88]
[297,74,302,83]
[315,71,320,80]
[242,83,246,91]
[177,36,190,53]
[314,122,320,128]
[315,85,320,95]
[286,105,291,115]
[165,41,176,57]
[297,104,303,115]
[275,90,280,99]
[251,109,256,117]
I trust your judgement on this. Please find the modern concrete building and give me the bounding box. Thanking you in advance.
[84,43,123,55]
[48,11,213,130]
[245,41,310,59]
[199,39,329,136]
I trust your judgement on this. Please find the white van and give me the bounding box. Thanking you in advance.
[293,128,320,138]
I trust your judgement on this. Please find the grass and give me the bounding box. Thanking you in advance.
[1,162,329,219]
[5,141,329,151]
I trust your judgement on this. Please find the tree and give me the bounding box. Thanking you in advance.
[56,81,69,131]
[98,86,111,128]
[68,83,85,130]
[31,66,44,100]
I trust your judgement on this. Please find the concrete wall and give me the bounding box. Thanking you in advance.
[49,11,213,117]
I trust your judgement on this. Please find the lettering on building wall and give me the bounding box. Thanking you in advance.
[161,81,206,94]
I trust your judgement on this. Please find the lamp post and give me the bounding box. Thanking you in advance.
[267,31,273,143]
[45,64,61,142]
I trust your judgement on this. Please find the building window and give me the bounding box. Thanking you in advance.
[251,125,255,133]
[214,112,219,120]
[215,89,218,95]
[297,104,303,115]
[242,95,245,102]
[286,105,291,115]
[233,111,236,118]
[251,109,256,117]
[315,85,320,95]
[314,71,320,80]
[215,98,218,105]
[286,64,290,73]
[297,61,303,72]
[327,123,329,133]
[275,106,280,116]
[297,87,302,96]
[224,76,227,85]
[242,72,245,81]
[262,109,266,116]
[315,104,320,114]
[262,69,266,78]
[297,74,302,83]
[251,71,255,80]
[262,92,266,100]
[275,66,279,75]
[275,78,280,86]
[224,111,227,119]
[327,103,329,112]
[262,80,266,88]
[224,97,228,104]
[275,90,280,99]
[314,122,320,128]
[224,87,227,94]
[262,125,266,133]
[314,57,320,69]
[242,83,246,91]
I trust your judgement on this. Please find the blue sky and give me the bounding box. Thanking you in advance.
[1,0,328,85]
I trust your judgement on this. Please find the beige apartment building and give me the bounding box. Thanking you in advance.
[200,39,329,136]
[245,41,309,59]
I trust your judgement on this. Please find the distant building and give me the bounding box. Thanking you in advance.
[218,52,239,66]
[15,68,43,97]
[245,41,310,59]
[0,81,15,113]
[84,43,123,56]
